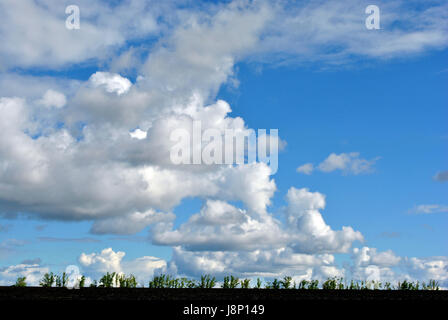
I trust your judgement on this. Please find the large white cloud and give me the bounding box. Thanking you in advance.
[152,200,285,251]
[152,187,363,255]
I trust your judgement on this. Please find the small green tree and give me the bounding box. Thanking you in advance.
[383,282,392,290]
[79,275,86,288]
[255,278,262,289]
[298,280,309,289]
[308,279,319,290]
[99,272,117,287]
[280,276,292,289]
[322,278,337,290]
[240,278,251,289]
[118,274,138,288]
[422,279,439,290]
[222,275,239,288]
[40,272,55,287]
[55,272,69,287]
[397,280,419,290]
[14,276,27,287]
[199,274,216,288]
[266,278,280,289]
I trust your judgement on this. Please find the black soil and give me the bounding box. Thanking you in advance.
[1,286,447,301]
[1,287,446,317]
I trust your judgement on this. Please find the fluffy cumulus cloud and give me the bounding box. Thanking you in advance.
[297,152,380,175]
[149,186,364,280]
[285,188,364,254]
[405,256,448,287]
[152,187,363,254]
[152,200,286,251]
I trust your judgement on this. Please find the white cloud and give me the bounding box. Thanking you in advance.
[129,129,147,140]
[285,187,364,254]
[37,89,67,108]
[352,247,401,268]
[0,0,164,69]
[1,0,445,71]
[318,152,380,174]
[79,248,167,284]
[79,248,125,274]
[405,256,448,286]
[411,204,448,214]
[152,200,286,251]
[0,263,49,286]
[170,246,340,280]
[89,72,132,96]
[255,0,448,65]
[298,152,380,175]
[296,163,314,175]
[152,187,363,255]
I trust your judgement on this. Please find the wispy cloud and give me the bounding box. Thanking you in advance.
[433,171,448,182]
[410,204,448,214]
[38,237,101,243]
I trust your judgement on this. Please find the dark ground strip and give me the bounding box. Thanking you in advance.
[1,287,447,301]
[1,288,446,318]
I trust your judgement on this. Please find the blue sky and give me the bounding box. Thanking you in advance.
[0,0,447,286]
